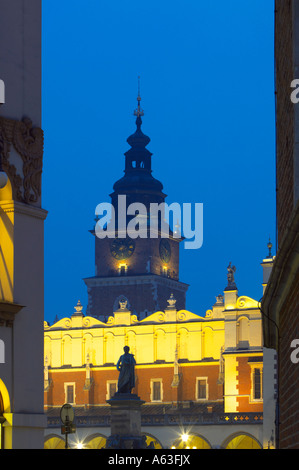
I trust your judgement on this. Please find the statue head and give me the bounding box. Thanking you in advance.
[124,346,130,354]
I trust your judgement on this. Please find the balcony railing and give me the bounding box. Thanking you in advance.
[47,410,263,429]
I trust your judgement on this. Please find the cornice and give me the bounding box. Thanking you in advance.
[0,199,47,219]
[0,300,24,327]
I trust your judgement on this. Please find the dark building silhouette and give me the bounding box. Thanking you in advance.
[262,0,299,450]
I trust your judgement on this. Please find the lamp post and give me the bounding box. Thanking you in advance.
[60,404,76,449]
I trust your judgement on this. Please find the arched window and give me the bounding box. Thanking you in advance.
[44,336,51,366]
[154,329,166,362]
[126,330,136,359]
[104,333,115,364]
[83,333,94,364]
[178,328,188,360]
[237,317,249,349]
[62,335,72,365]
[202,327,214,359]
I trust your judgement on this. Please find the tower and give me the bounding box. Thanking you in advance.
[84,90,189,320]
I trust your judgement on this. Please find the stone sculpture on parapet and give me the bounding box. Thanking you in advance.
[225,262,237,291]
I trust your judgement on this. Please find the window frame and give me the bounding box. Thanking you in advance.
[249,364,263,402]
[106,380,118,400]
[64,382,76,405]
[150,379,163,402]
[196,377,208,401]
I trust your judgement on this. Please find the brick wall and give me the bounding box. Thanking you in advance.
[236,356,263,412]
[44,364,221,407]
[275,0,295,245]
[95,235,180,279]
[278,270,299,448]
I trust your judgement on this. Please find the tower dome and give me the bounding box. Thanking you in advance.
[110,92,166,209]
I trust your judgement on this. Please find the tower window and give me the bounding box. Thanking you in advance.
[161,266,168,277]
[132,161,136,168]
[118,264,128,276]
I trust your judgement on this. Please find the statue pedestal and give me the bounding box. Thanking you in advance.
[106,393,146,449]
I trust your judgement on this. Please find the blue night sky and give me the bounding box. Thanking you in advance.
[42,0,275,325]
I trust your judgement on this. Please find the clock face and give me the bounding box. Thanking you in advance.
[110,237,135,260]
[159,238,171,263]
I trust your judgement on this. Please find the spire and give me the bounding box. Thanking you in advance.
[134,76,144,119]
[110,81,166,210]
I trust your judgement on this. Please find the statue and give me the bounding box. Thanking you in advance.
[116,346,136,394]
[119,299,128,310]
[227,262,237,288]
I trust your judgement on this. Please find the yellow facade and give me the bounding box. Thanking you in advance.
[44,292,263,412]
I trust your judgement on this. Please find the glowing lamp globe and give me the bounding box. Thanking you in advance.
[0,171,8,189]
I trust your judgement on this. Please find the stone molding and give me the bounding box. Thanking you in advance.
[0,300,24,327]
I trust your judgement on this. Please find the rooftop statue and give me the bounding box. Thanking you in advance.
[226,262,237,290]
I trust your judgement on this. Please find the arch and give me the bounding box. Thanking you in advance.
[44,434,65,449]
[0,380,11,449]
[171,433,211,449]
[0,379,10,413]
[126,330,137,359]
[83,433,107,449]
[44,335,51,366]
[222,432,262,449]
[237,316,249,349]
[104,332,115,364]
[202,327,214,359]
[62,334,72,365]
[178,327,188,359]
[142,432,163,449]
[0,174,12,202]
[83,333,94,364]
[154,329,166,362]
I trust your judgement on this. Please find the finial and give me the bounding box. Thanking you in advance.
[134,76,144,118]
[267,236,273,258]
[73,299,83,315]
[167,293,177,309]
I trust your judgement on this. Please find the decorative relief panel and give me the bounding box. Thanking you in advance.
[0,116,44,205]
